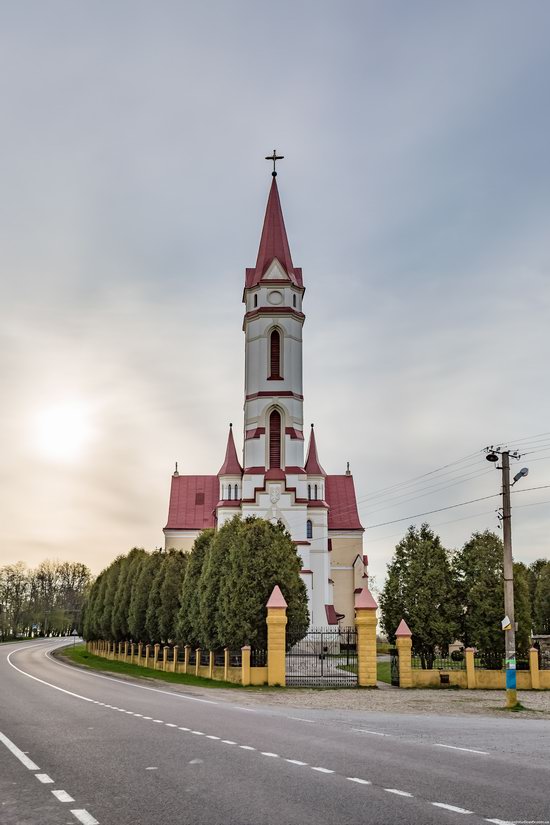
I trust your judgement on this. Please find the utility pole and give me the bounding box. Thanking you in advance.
[485,446,528,709]
[501,451,517,709]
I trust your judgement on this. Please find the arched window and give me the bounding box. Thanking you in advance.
[234,484,238,499]
[308,484,311,500]
[254,294,258,308]
[314,484,318,500]
[269,329,281,379]
[293,294,297,308]
[227,485,232,500]
[269,409,281,469]
[306,520,313,539]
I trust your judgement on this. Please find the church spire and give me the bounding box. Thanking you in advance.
[304,424,326,476]
[218,423,243,476]
[245,168,303,289]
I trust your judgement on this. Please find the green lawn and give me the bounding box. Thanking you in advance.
[377,660,391,684]
[59,644,245,689]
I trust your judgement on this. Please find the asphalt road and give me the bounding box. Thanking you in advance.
[1,639,549,825]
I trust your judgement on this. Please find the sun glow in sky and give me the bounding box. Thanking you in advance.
[33,401,96,464]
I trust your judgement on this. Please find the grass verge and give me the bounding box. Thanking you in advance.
[59,644,245,689]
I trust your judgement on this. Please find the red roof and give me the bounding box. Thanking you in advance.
[304,425,326,476]
[218,425,243,476]
[245,177,303,289]
[325,475,364,531]
[165,475,218,530]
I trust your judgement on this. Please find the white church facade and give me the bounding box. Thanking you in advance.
[163,166,366,626]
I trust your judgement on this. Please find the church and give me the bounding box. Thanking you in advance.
[163,158,366,627]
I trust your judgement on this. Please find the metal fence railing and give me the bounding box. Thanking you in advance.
[411,655,466,671]
[540,652,550,670]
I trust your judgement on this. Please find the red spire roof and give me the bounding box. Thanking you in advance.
[304,425,326,476]
[218,424,243,476]
[245,177,303,289]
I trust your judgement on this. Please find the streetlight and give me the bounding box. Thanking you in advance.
[485,446,529,709]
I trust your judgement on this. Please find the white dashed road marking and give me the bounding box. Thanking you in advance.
[0,731,40,770]
[52,790,75,802]
[311,767,334,774]
[352,729,389,736]
[239,745,255,750]
[285,759,308,766]
[435,744,489,755]
[222,740,237,745]
[432,802,473,814]
[36,773,54,783]
[71,810,99,825]
[384,788,413,797]
[347,777,371,785]
[261,751,279,758]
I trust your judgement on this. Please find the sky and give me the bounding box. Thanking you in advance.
[1,1,549,590]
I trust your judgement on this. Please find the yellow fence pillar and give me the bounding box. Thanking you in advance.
[395,619,413,688]
[465,648,476,689]
[172,645,179,673]
[145,644,151,668]
[154,643,161,670]
[241,646,251,686]
[123,642,129,663]
[195,648,201,677]
[184,645,190,674]
[163,645,169,671]
[208,651,214,680]
[354,587,378,687]
[266,585,287,687]
[224,648,229,681]
[137,642,143,664]
[530,647,540,689]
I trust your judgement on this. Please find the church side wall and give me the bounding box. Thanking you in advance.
[330,533,364,626]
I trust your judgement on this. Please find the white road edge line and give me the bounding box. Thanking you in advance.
[0,731,40,771]
[432,803,473,814]
[71,809,99,825]
[352,729,389,736]
[384,789,413,797]
[434,744,489,755]
[43,648,219,705]
[52,790,75,802]
[36,774,54,783]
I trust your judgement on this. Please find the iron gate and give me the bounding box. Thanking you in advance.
[286,626,357,686]
[390,647,399,686]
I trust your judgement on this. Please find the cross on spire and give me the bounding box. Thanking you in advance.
[265,149,284,177]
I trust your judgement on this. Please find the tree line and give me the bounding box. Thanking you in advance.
[380,525,550,667]
[83,516,309,651]
[0,560,92,640]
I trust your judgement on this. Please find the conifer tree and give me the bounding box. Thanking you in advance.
[198,516,241,650]
[145,554,166,644]
[112,548,146,642]
[176,529,214,647]
[217,518,308,650]
[534,562,550,634]
[158,550,187,643]
[380,523,459,668]
[127,551,160,642]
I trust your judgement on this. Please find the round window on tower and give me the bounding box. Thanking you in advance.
[267,290,283,305]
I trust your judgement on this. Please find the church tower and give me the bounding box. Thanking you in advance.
[164,158,366,627]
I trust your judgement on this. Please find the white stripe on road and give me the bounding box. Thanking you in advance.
[384,788,413,797]
[352,729,389,736]
[44,648,219,705]
[222,740,237,745]
[261,751,279,757]
[36,774,54,783]
[485,820,516,825]
[206,735,220,740]
[285,759,308,766]
[311,767,334,773]
[239,745,255,750]
[347,777,371,785]
[432,803,473,814]
[435,744,489,755]
[52,790,75,802]
[71,810,99,825]
[0,731,40,771]
[165,723,177,727]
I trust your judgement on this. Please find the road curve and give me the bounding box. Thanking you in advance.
[1,639,549,825]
